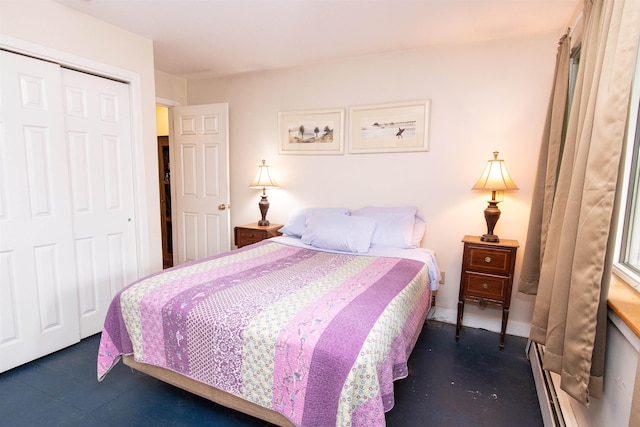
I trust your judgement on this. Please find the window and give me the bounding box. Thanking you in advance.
[614,45,640,292]
[567,46,581,122]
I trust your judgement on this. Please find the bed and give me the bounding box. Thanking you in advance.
[97,206,440,427]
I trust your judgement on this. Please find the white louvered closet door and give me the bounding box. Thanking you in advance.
[61,69,138,338]
[0,51,81,371]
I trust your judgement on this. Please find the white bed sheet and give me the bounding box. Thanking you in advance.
[270,235,442,291]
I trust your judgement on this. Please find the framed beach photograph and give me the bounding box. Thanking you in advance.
[348,100,430,154]
[278,109,345,155]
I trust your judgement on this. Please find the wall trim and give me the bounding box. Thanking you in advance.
[156,97,182,107]
[431,307,531,338]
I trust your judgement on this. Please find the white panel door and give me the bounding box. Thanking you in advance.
[0,51,80,372]
[172,104,230,264]
[62,68,138,338]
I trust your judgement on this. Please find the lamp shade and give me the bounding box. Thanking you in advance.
[249,160,279,189]
[472,151,518,191]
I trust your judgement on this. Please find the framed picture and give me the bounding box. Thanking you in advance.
[279,109,345,155]
[348,100,430,154]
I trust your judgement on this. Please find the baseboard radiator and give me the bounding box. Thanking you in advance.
[527,341,578,427]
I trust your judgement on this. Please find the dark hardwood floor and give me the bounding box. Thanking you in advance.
[0,320,542,426]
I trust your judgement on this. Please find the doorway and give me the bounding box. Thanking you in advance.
[156,106,173,268]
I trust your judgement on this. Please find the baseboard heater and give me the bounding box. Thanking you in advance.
[527,340,578,427]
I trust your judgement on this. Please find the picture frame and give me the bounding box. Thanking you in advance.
[348,100,430,154]
[278,109,345,155]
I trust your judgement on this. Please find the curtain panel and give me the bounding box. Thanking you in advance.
[518,34,571,296]
[519,0,640,405]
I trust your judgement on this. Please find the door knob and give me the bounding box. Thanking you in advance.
[218,204,227,210]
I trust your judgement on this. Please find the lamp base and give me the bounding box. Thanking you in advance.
[481,233,500,243]
[257,194,270,227]
[481,199,501,243]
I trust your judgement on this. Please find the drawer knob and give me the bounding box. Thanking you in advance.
[484,256,492,263]
[482,283,489,290]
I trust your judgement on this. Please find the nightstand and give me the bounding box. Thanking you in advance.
[234,223,283,248]
[456,235,519,349]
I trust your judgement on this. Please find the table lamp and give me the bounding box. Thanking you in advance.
[249,160,279,226]
[472,151,518,242]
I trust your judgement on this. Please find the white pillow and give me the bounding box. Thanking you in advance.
[301,214,376,253]
[352,206,417,249]
[412,214,426,248]
[279,207,350,238]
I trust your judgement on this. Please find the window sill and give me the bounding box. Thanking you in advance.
[608,273,640,338]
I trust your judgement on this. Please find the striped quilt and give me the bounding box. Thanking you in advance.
[97,241,431,427]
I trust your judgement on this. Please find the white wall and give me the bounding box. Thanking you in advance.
[155,70,188,106]
[185,33,562,337]
[0,0,162,275]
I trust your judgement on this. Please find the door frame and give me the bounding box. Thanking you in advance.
[0,34,153,277]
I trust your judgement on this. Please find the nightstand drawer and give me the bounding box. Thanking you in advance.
[236,229,264,244]
[463,272,507,301]
[234,223,283,248]
[466,245,513,275]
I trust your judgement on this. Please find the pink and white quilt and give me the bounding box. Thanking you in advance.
[97,240,432,427]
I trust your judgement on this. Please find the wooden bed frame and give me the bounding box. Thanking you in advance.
[123,355,296,427]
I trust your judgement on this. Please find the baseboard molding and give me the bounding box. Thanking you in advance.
[528,341,565,427]
[527,341,579,427]
[430,307,532,338]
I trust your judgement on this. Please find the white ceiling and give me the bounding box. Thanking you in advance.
[54,0,579,79]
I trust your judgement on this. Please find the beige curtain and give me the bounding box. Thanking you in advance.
[520,0,640,405]
[519,33,571,295]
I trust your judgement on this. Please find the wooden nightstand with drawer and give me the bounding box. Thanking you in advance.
[456,235,519,349]
[234,223,283,248]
